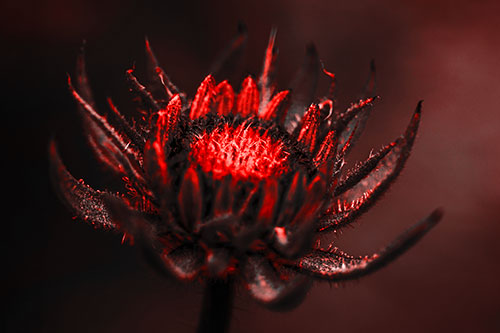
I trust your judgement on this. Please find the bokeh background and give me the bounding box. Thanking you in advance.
[4,0,500,332]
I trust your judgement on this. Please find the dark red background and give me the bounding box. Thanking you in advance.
[4,0,500,332]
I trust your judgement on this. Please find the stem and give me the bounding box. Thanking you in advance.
[197,278,234,333]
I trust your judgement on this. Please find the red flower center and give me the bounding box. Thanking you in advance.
[190,123,289,181]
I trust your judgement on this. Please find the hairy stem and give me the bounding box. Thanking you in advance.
[197,278,234,333]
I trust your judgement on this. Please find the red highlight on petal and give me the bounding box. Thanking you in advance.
[154,94,182,183]
[297,104,320,152]
[321,63,336,99]
[157,95,182,144]
[259,90,290,121]
[258,28,278,113]
[258,179,279,224]
[236,76,259,117]
[214,80,235,116]
[314,130,336,167]
[190,75,216,120]
[178,166,202,230]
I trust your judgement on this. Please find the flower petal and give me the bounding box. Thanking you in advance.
[102,193,160,239]
[335,96,377,155]
[49,141,118,229]
[236,76,259,117]
[257,178,279,226]
[334,140,396,197]
[126,69,163,113]
[69,75,144,170]
[318,102,422,232]
[206,247,233,277]
[296,209,442,280]
[213,175,233,216]
[162,245,205,281]
[258,28,278,114]
[273,174,326,259]
[214,80,235,116]
[177,166,203,231]
[190,75,216,120]
[243,255,311,310]
[275,171,306,227]
[314,130,338,186]
[259,90,290,122]
[143,94,182,191]
[73,53,146,159]
[296,103,320,153]
[145,37,181,99]
[75,42,95,106]
[106,97,147,150]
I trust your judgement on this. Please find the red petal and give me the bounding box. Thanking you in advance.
[236,76,259,117]
[258,28,278,113]
[297,103,320,153]
[213,176,233,216]
[321,64,336,99]
[314,130,337,168]
[152,94,182,184]
[257,179,279,225]
[190,75,216,119]
[177,167,203,231]
[214,80,235,116]
[156,94,182,144]
[273,174,326,259]
[275,172,306,227]
[259,90,290,121]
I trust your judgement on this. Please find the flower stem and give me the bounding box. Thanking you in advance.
[197,278,234,333]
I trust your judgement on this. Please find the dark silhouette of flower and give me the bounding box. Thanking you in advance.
[50,29,442,310]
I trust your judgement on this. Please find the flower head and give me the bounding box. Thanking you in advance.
[50,30,442,309]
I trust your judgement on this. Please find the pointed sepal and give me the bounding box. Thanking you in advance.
[318,102,423,232]
[296,209,442,280]
[145,37,181,99]
[162,245,205,280]
[49,141,119,229]
[126,69,162,113]
[242,255,312,310]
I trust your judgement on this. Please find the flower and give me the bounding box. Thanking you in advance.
[50,29,442,310]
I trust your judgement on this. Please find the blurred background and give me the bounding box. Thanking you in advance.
[4,0,500,332]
